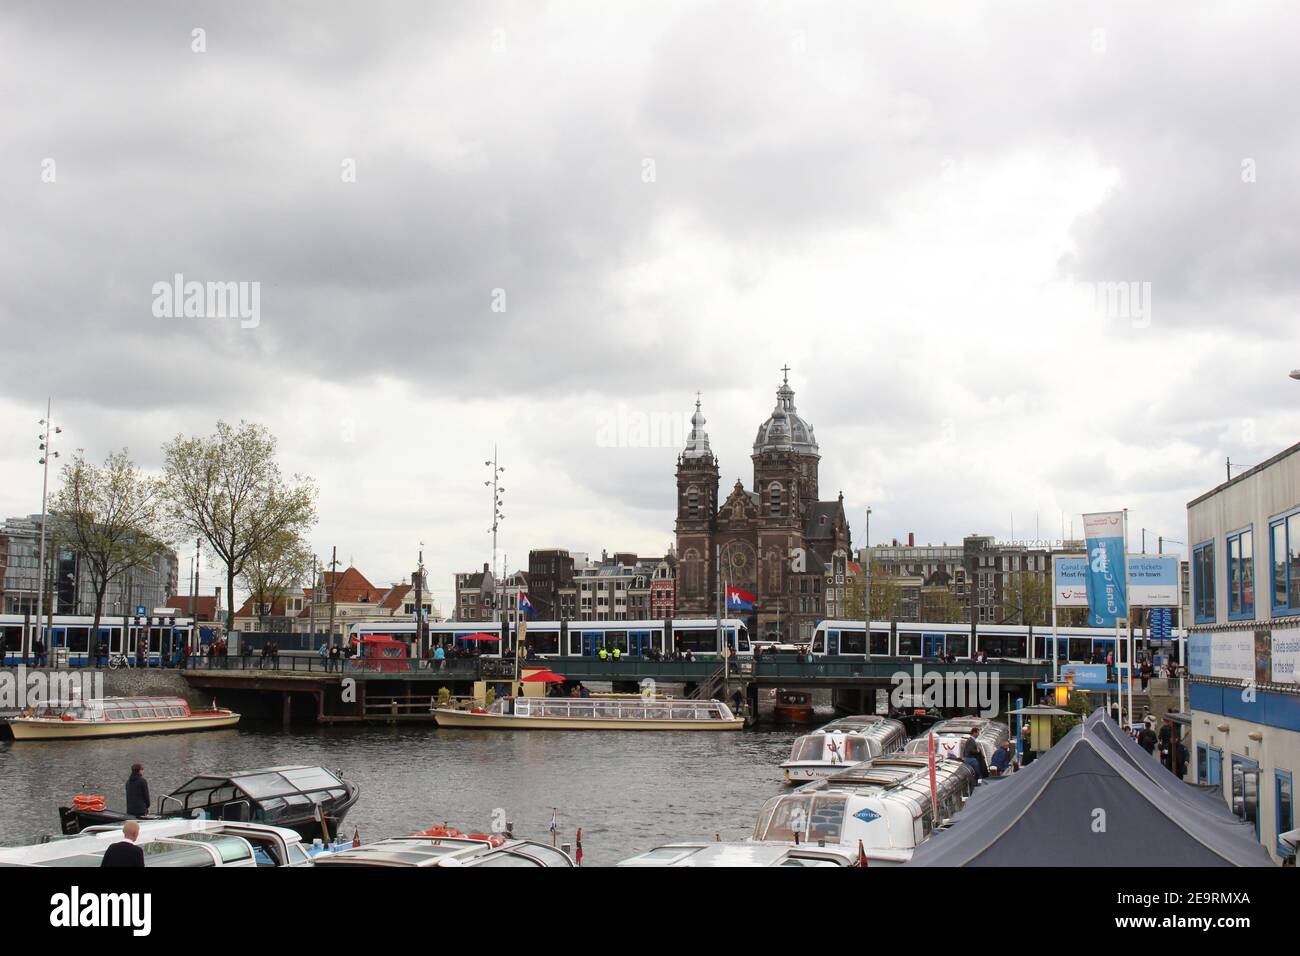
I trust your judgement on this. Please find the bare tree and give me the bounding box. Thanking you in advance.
[161,421,317,631]
[240,530,314,630]
[50,449,167,651]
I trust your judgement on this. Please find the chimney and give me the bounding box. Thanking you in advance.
[908,532,915,547]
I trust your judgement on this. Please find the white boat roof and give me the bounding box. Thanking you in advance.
[617,841,862,867]
[0,819,304,866]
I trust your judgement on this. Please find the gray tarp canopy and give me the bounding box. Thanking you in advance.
[907,709,1274,867]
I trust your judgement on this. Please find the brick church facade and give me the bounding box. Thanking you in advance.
[674,372,852,642]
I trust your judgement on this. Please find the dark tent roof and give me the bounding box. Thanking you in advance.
[908,710,1274,867]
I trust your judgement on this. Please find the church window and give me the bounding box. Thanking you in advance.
[768,482,782,516]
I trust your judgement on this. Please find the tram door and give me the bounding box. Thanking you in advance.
[581,633,602,656]
[630,630,652,656]
[922,634,945,659]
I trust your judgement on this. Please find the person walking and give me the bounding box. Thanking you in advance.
[1139,658,1153,692]
[126,763,150,818]
[100,820,145,867]
[34,636,47,667]
[434,643,446,670]
[1020,723,1035,766]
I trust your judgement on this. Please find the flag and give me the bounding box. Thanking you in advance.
[1083,511,1129,627]
[548,810,558,833]
[519,591,539,618]
[858,839,868,867]
[726,585,755,612]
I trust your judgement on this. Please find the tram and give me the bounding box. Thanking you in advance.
[809,619,1184,665]
[348,618,752,660]
[0,612,199,666]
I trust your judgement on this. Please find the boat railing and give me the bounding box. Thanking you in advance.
[515,697,730,721]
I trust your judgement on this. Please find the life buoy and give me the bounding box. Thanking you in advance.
[72,795,107,811]
[467,833,506,847]
[414,825,464,838]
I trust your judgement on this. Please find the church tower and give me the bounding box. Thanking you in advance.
[674,397,719,615]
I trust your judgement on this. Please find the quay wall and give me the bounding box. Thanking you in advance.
[99,667,205,705]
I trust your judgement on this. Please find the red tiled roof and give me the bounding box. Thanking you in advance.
[167,595,218,620]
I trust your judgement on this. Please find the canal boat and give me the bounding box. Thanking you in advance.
[901,715,1010,768]
[432,694,743,730]
[617,841,863,867]
[314,832,576,867]
[58,765,360,842]
[752,753,977,864]
[0,819,323,867]
[780,715,908,783]
[771,689,816,723]
[6,695,239,741]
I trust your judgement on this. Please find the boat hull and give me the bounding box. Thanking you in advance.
[8,713,240,741]
[781,762,860,783]
[432,708,743,731]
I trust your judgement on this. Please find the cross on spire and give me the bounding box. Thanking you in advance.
[780,364,791,384]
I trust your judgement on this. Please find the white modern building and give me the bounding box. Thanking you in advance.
[1186,440,1300,863]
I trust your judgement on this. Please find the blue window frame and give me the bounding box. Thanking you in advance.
[1193,539,1216,624]
[1197,743,1222,787]
[1269,507,1300,616]
[1226,527,1255,621]
[1277,770,1295,859]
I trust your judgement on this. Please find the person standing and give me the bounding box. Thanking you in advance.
[34,636,47,667]
[434,643,445,670]
[101,820,145,867]
[126,763,150,818]
[1020,723,1035,766]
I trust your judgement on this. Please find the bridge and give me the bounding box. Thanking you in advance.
[178,655,1053,725]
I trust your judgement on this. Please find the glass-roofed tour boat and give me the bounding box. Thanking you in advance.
[58,765,360,842]
[6,696,239,741]
[780,715,909,783]
[433,694,744,730]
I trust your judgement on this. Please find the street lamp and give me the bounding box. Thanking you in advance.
[485,447,506,624]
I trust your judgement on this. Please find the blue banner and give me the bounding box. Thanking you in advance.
[1060,663,1109,687]
[1083,512,1128,627]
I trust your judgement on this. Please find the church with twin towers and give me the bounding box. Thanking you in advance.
[674,369,853,642]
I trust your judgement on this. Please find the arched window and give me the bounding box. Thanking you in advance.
[686,485,699,518]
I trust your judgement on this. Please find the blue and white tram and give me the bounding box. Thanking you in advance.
[353,619,753,660]
[810,619,1184,664]
[0,613,199,667]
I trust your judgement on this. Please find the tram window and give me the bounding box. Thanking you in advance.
[68,627,90,652]
[897,634,921,656]
[1068,639,1093,662]
[529,634,559,655]
[870,631,889,655]
[605,631,628,652]
[948,636,969,658]
[674,632,717,654]
[839,629,867,655]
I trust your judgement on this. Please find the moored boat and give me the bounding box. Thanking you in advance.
[0,819,325,867]
[58,765,360,842]
[314,828,576,867]
[7,696,238,741]
[618,840,863,867]
[901,715,1010,769]
[432,694,743,730]
[771,689,816,723]
[780,715,908,783]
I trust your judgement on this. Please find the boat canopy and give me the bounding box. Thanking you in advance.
[786,718,908,765]
[30,696,192,721]
[168,766,348,818]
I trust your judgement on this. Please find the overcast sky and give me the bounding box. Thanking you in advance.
[2,1,1298,610]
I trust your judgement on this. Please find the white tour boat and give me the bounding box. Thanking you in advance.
[901,715,1010,768]
[0,819,325,867]
[753,753,977,864]
[618,840,863,867]
[781,715,908,782]
[432,694,743,730]
[7,696,239,741]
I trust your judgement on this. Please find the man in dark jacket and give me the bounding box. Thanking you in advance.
[126,763,150,817]
[101,820,145,867]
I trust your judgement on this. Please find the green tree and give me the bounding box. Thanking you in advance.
[239,530,314,629]
[921,586,965,623]
[844,563,903,620]
[161,421,317,632]
[998,571,1051,626]
[51,449,167,652]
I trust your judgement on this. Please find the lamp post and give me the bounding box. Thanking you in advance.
[34,399,61,658]
[863,506,872,641]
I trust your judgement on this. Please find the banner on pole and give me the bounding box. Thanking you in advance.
[1052,555,1089,607]
[1083,511,1128,627]
[1126,555,1179,606]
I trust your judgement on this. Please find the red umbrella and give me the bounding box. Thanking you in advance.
[459,632,500,642]
[520,670,566,683]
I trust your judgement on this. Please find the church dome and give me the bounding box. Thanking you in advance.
[753,373,819,457]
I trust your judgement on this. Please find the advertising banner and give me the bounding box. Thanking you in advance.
[1052,555,1089,607]
[1126,555,1179,607]
[1083,512,1128,627]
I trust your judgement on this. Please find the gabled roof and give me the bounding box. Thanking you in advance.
[907,710,1273,867]
[804,500,845,540]
[168,595,218,619]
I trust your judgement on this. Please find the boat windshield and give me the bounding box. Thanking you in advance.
[754,794,848,843]
[791,735,825,761]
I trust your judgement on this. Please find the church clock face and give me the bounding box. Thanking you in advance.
[720,541,757,591]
